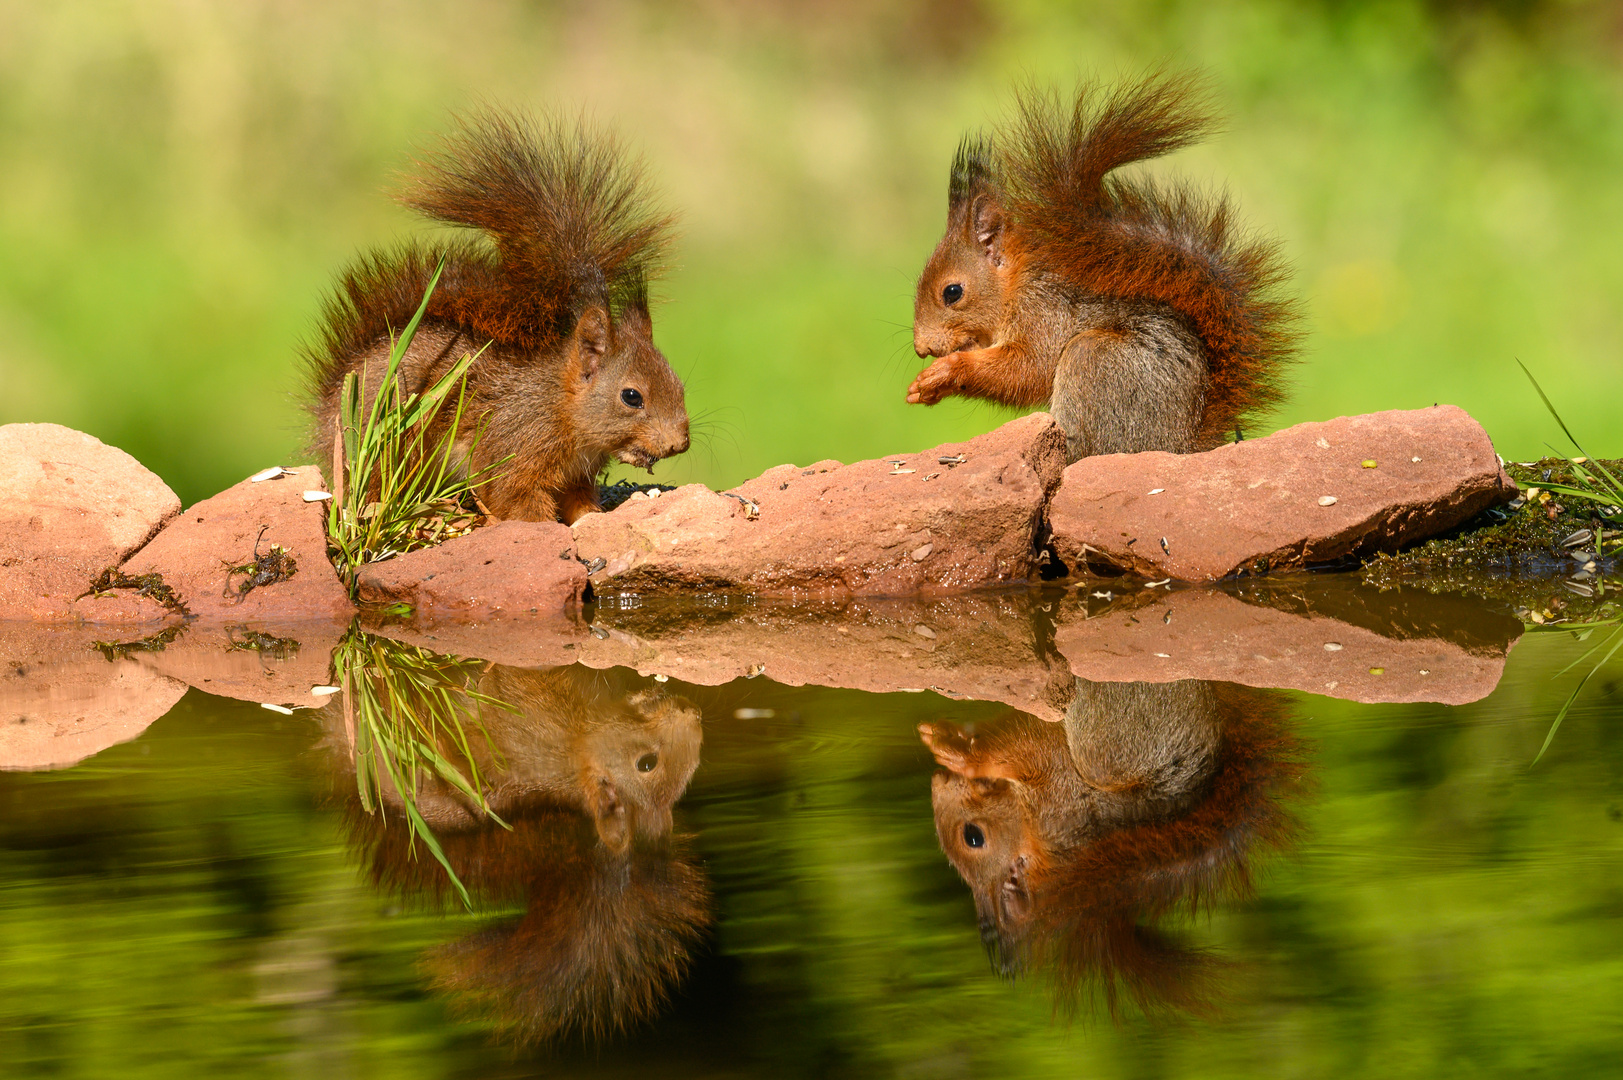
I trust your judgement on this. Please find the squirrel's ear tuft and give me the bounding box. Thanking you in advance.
[572,305,611,381]
[949,135,996,210]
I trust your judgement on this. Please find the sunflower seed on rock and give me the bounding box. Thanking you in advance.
[914,625,936,639]
[1318,496,1338,506]
[586,557,607,574]
[910,543,933,562]
[302,490,332,502]
[590,624,610,640]
[249,466,292,483]
[1560,529,1594,548]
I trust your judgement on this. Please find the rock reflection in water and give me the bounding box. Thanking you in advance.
[325,664,710,1045]
[920,678,1304,1017]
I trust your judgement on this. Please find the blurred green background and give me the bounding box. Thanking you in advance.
[2,0,1621,507]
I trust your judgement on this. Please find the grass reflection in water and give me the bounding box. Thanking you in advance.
[326,650,711,1044]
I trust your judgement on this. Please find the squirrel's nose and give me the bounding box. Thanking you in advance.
[667,421,690,457]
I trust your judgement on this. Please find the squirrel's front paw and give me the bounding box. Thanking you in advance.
[906,355,961,405]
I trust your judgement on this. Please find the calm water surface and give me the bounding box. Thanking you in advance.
[2,588,1620,1078]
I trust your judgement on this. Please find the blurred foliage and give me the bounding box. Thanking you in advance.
[0,633,1620,1076]
[1,0,1621,506]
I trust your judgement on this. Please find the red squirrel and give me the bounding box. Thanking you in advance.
[304,111,690,524]
[909,75,1297,462]
[327,664,709,1044]
[921,678,1304,1016]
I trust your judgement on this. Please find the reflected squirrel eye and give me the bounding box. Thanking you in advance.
[962,823,985,848]
[621,387,644,408]
[636,752,659,773]
[942,283,964,305]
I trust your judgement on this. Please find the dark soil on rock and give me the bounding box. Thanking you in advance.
[1362,457,1621,624]
[598,480,677,512]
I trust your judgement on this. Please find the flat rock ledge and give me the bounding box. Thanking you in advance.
[1049,405,1516,581]
[356,521,588,619]
[572,412,1067,596]
[124,466,353,622]
[0,423,182,624]
[1,406,1519,630]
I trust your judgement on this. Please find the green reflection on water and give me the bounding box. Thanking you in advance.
[1,631,1620,1078]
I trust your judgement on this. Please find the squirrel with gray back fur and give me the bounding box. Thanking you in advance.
[909,74,1298,463]
[304,110,690,523]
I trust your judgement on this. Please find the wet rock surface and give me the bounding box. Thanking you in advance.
[364,577,1520,712]
[356,520,588,619]
[0,625,188,769]
[571,413,1067,596]
[577,593,1075,721]
[1049,406,1518,582]
[122,466,354,623]
[1055,578,1522,705]
[129,620,349,709]
[0,423,182,623]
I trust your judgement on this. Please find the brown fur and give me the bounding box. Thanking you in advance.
[921,679,1306,1018]
[325,665,711,1045]
[910,74,1298,460]
[303,111,690,523]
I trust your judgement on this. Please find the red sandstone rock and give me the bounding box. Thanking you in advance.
[1048,406,1517,582]
[552,594,1071,720]
[130,619,350,709]
[355,520,588,620]
[0,423,182,624]
[0,625,188,769]
[1054,584,1518,705]
[572,412,1067,596]
[123,466,354,622]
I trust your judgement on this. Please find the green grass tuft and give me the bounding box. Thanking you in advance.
[326,257,508,592]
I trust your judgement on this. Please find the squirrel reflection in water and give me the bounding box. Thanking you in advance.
[324,664,709,1045]
[920,679,1304,1017]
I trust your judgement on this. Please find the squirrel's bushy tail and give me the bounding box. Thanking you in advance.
[1003,75,1298,445]
[398,109,674,347]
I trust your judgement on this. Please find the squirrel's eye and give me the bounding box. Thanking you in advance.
[942,283,964,305]
[962,823,986,849]
[636,752,659,773]
[621,388,644,409]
